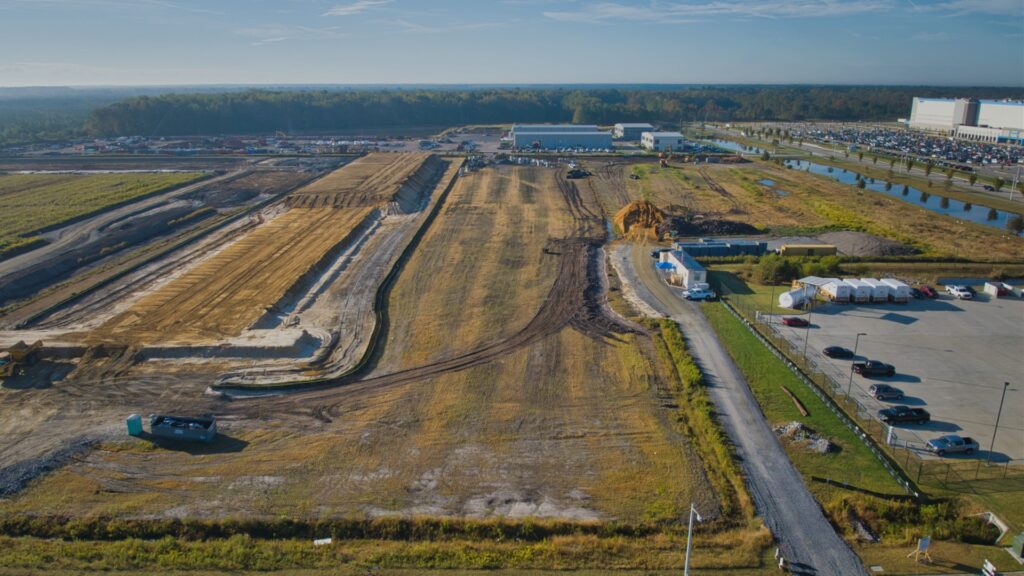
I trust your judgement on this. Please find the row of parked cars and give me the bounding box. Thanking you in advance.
[819,343,980,457]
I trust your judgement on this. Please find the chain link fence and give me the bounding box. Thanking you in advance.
[712,275,1022,494]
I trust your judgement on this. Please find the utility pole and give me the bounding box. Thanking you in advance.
[987,382,1010,464]
[684,503,702,576]
[847,332,867,396]
[803,298,814,359]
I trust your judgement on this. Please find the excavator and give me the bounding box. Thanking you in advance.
[0,340,42,379]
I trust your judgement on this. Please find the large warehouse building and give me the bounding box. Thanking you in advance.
[908,97,1024,143]
[613,123,654,140]
[641,131,686,151]
[510,124,613,150]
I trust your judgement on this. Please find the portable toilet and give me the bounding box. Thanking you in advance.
[821,280,851,303]
[880,278,911,303]
[126,414,143,437]
[843,279,872,303]
[861,278,890,303]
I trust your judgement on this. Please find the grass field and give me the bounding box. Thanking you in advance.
[700,302,903,496]
[584,159,1024,261]
[0,172,204,258]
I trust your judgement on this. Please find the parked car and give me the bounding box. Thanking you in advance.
[946,285,973,299]
[823,346,854,359]
[878,405,930,424]
[926,435,978,456]
[685,288,717,301]
[869,384,904,401]
[781,316,810,327]
[852,360,896,377]
[917,284,937,298]
[983,184,995,191]
[965,285,978,297]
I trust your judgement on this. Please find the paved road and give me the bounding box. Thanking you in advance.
[615,243,867,576]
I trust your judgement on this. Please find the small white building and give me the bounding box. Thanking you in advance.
[821,281,852,303]
[641,131,686,152]
[613,123,654,140]
[880,279,911,303]
[843,279,872,303]
[861,278,891,303]
[659,250,706,288]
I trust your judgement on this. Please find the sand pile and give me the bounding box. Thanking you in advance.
[614,200,664,241]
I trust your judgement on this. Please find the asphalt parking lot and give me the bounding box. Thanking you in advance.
[770,293,1024,461]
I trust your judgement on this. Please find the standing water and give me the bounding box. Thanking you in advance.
[785,159,1022,234]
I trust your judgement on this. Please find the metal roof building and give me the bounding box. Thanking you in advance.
[510,124,613,150]
[614,123,655,140]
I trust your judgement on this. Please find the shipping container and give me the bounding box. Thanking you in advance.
[150,415,217,443]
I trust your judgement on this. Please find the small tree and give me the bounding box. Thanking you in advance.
[761,150,770,161]
[925,160,934,176]
[889,158,896,169]
[994,178,1005,191]
[1008,214,1024,234]
[987,208,998,221]
[857,179,866,189]
[906,159,915,172]
[902,185,909,195]
[940,196,950,208]
[963,202,972,211]
[885,181,893,191]
[945,168,954,181]
[858,151,864,161]
[872,156,878,164]
[969,173,977,186]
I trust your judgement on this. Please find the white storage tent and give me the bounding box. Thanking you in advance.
[880,279,911,303]
[861,278,890,303]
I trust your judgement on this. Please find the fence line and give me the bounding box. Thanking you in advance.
[713,284,1023,495]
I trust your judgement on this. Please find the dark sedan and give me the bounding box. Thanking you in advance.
[782,316,810,327]
[823,346,854,359]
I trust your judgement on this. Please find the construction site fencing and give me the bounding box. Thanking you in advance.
[712,279,1023,498]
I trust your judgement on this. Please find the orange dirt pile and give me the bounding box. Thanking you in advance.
[613,200,664,241]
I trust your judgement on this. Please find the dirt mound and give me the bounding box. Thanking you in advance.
[816,231,919,257]
[614,200,664,241]
[658,214,760,237]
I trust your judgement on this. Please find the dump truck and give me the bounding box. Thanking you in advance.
[0,340,42,378]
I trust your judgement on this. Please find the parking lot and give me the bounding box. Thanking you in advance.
[770,293,1024,461]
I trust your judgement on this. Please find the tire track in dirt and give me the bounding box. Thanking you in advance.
[225,168,641,421]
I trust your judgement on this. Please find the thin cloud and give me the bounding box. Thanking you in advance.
[324,0,391,17]
[544,1,894,23]
[391,19,508,33]
[236,25,347,46]
[908,0,1023,16]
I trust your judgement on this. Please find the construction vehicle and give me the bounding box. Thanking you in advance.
[0,340,43,378]
[659,151,670,168]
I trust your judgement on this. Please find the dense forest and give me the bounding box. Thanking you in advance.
[3,86,1023,143]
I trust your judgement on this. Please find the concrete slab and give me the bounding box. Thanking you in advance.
[770,294,1024,461]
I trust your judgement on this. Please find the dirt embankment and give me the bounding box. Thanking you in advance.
[816,231,919,257]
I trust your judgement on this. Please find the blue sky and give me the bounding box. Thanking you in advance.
[1,0,1022,86]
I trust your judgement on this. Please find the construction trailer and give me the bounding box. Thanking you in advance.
[843,279,873,303]
[659,250,707,289]
[821,281,852,303]
[861,278,891,303]
[150,415,217,443]
[778,244,838,257]
[880,279,911,303]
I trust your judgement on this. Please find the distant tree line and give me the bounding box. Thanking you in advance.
[3,86,1023,144]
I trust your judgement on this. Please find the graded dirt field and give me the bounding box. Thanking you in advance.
[89,153,436,345]
[94,206,373,344]
[0,172,205,257]
[583,159,1024,260]
[0,165,720,526]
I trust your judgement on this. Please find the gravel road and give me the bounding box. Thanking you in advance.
[614,243,867,576]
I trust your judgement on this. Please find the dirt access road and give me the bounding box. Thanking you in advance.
[613,242,867,576]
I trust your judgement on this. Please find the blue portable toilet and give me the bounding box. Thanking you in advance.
[126,414,143,437]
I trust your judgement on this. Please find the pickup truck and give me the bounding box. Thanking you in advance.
[878,405,930,425]
[945,285,973,299]
[852,360,896,377]
[926,435,978,456]
[684,288,717,301]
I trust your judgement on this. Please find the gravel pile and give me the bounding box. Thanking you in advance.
[816,231,919,257]
[775,421,837,454]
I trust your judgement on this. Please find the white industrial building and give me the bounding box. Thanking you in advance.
[659,250,706,288]
[908,97,1024,143]
[510,124,613,150]
[641,131,686,151]
[613,123,654,140]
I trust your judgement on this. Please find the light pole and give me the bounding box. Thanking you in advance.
[987,382,1010,464]
[769,281,777,327]
[684,503,702,576]
[847,332,867,396]
[802,299,814,360]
